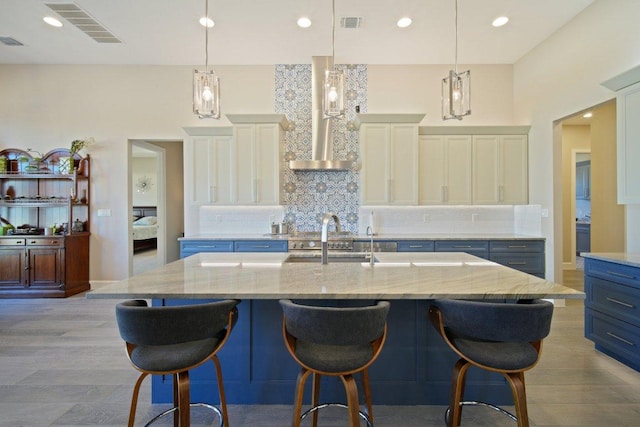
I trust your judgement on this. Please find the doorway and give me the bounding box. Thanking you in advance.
[128,140,184,277]
[557,99,622,280]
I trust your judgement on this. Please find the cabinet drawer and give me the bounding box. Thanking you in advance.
[0,238,26,246]
[397,241,434,252]
[489,240,544,253]
[26,238,63,247]
[180,240,234,258]
[585,258,640,290]
[586,276,640,328]
[234,240,288,252]
[435,240,488,258]
[585,308,640,370]
[489,253,544,275]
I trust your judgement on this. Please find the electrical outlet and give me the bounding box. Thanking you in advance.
[423,214,430,223]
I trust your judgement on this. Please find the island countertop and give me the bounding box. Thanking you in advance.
[88,252,582,300]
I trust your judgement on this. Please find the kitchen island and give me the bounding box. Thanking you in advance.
[89,252,582,405]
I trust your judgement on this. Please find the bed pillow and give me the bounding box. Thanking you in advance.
[134,216,157,225]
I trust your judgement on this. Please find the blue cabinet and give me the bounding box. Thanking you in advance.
[489,240,545,278]
[585,257,640,372]
[397,240,434,252]
[180,239,287,258]
[435,240,489,259]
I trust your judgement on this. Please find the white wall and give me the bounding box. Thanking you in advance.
[513,0,640,280]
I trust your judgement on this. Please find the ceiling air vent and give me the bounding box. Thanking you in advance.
[45,3,121,43]
[340,17,362,29]
[0,36,24,46]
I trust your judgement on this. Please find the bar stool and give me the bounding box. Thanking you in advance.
[279,299,390,427]
[429,299,553,427]
[115,299,239,427]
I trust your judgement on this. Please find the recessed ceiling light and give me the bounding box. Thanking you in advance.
[397,17,412,28]
[492,16,509,27]
[43,16,63,27]
[297,17,312,28]
[199,17,214,28]
[583,112,593,118]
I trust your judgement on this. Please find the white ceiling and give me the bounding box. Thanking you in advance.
[0,0,594,66]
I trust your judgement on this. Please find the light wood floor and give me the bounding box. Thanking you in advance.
[2,270,640,426]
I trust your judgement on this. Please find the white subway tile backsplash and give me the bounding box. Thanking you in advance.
[199,206,285,234]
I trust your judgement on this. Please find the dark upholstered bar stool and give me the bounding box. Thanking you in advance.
[116,299,239,427]
[429,299,553,427]
[279,299,390,427]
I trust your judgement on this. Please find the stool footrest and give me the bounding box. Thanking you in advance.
[301,402,373,427]
[144,402,224,427]
[445,401,517,425]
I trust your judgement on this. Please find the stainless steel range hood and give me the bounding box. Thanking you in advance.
[288,56,356,171]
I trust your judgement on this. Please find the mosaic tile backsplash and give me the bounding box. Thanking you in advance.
[275,63,367,233]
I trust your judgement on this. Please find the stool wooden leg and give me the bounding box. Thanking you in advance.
[362,368,374,424]
[341,374,361,427]
[172,373,179,427]
[212,355,230,426]
[292,369,312,427]
[128,372,148,427]
[311,373,321,427]
[177,370,190,427]
[505,372,530,427]
[449,359,470,427]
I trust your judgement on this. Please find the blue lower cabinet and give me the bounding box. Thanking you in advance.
[180,240,234,258]
[585,257,640,372]
[397,240,435,252]
[435,240,489,259]
[151,299,513,405]
[234,240,288,252]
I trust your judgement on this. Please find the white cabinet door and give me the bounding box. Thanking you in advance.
[419,135,472,204]
[472,135,528,204]
[617,82,640,204]
[233,123,281,205]
[190,135,233,204]
[360,124,418,205]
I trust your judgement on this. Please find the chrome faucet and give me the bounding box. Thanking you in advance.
[366,225,375,265]
[320,213,341,264]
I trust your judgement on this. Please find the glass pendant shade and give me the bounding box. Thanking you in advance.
[193,69,220,119]
[323,69,345,118]
[442,69,470,120]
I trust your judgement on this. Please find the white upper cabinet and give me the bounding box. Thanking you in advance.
[190,134,233,204]
[184,114,287,206]
[472,135,528,204]
[360,123,419,205]
[419,135,472,204]
[617,82,640,204]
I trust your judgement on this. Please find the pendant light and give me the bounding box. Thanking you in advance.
[442,0,470,121]
[193,0,220,119]
[323,0,344,118]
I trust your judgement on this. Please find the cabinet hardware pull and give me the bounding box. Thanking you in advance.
[251,245,270,248]
[508,245,527,248]
[606,270,636,280]
[606,332,635,346]
[409,245,423,248]
[453,245,472,248]
[605,297,635,308]
[508,261,527,265]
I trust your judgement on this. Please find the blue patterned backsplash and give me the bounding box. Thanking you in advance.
[275,63,367,233]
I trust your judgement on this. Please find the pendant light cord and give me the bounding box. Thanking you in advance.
[205,0,209,72]
[331,0,336,65]
[454,0,458,74]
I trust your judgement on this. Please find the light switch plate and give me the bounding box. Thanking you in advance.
[97,209,111,217]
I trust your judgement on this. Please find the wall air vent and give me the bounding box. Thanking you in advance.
[340,17,362,29]
[45,3,121,43]
[0,36,24,46]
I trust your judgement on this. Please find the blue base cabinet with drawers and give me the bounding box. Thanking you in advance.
[585,257,640,372]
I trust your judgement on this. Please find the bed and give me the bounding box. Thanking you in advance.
[132,206,158,254]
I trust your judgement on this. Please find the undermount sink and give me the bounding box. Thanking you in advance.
[284,253,375,263]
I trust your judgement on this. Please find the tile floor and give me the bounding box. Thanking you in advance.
[1,270,640,426]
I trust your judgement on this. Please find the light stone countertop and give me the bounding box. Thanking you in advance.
[582,252,640,269]
[88,252,582,300]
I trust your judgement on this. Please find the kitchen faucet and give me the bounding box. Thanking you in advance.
[366,225,375,266]
[320,213,341,264]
